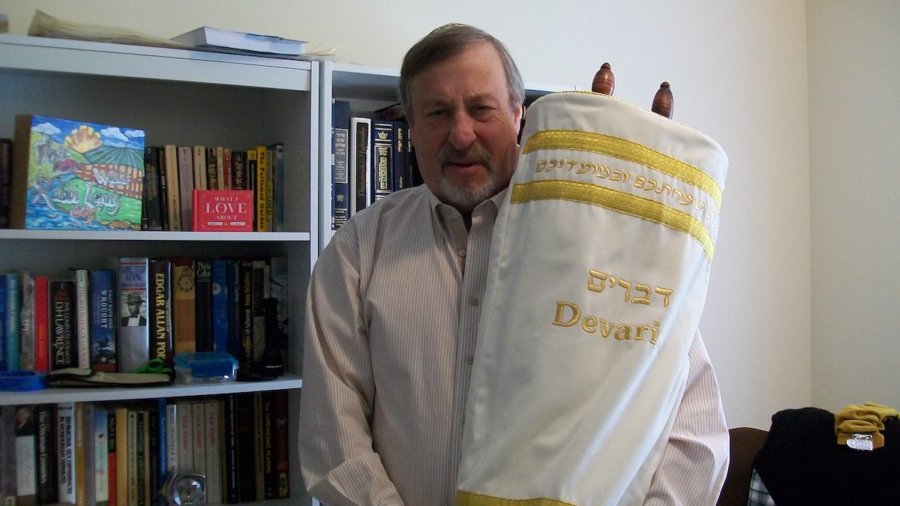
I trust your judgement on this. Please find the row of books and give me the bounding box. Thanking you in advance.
[0,114,286,233]
[142,143,285,233]
[330,101,424,230]
[0,391,289,506]
[0,256,288,381]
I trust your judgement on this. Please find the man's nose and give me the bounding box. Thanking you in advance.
[447,111,477,150]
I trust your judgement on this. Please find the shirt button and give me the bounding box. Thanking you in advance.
[457,247,467,257]
[469,297,480,307]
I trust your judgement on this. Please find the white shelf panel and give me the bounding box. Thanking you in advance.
[0,229,311,242]
[0,34,312,91]
[0,373,302,406]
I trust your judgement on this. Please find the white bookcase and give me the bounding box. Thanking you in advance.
[0,35,318,505]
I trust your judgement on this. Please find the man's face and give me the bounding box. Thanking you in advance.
[408,42,523,213]
[128,301,141,316]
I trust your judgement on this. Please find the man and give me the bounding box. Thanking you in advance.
[121,291,147,327]
[299,23,728,505]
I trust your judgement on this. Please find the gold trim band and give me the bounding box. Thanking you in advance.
[523,130,722,207]
[457,490,575,506]
[511,180,715,260]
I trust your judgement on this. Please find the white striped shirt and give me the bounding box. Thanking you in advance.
[299,184,729,505]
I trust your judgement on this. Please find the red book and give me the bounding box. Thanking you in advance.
[33,274,50,373]
[192,190,254,232]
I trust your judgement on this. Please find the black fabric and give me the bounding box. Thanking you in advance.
[753,407,900,506]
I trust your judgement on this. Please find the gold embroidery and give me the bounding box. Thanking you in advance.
[511,180,715,260]
[523,129,722,207]
[552,300,660,345]
[586,268,671,307]
[456,490,575,506]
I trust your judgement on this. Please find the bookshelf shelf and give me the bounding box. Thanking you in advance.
[0,373,302,406]
[0,229,312,242]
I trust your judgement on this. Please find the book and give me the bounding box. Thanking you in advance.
[142,146,163,231]
[114,406,129,506]
[192,146,207,192]
[205,146,219,191]
[15,405,37,506]
[350,117,372,214]
[89,268,118,373]
[269,143,285,232]
[271,390,289,498]
[93,406,109,506]
[332,100,351,230]
[211,259,230,353]
[222,148,233,190]
[171,26,307,56]
[190,401,207,481]
[3,272,20,371]
[268,257,289,357]
[106,408,117,506]
[393,119,410,191]
[19,271,35,371]
[255,146,268,232]
[234,393,256,501]
[74,402,96,506]
[0,138,12,228]
[149,259,174,370]
[35,404,58,505]
[0,275,7,371]
[33,275,50,373]
[163,145,181,231]
[203,399,223,505]
[222,394,239,504]
[192,190,254,232]
[117,257,150,373]
[261,392,275,499]
[216,146,225,191]
[10,114,145,231]
[72,268,90,369]
[231,150,247,190]
[56,402,76,505]
[194,259,212,352]
[0,406,17,504]
[157,145,170,230]
[177,146,194,231]
[49,279,78,371]
[371,120,394,202]
[175,401,193,473]
[172,258,197,355]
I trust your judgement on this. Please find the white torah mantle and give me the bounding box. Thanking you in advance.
[456,91,728,506]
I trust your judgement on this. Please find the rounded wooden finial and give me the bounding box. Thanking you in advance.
[592,62,615,95]
[652,81,674,119]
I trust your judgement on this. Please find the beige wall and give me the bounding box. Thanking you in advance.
[808,1,900,412]
[0,0,821,428]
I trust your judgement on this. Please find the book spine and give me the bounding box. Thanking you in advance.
[253,392,265,501]
[73,269,90,370]
[268,257,289,356]
[226,260,242,363]
[149,259,174,370]
[0,138,12,228]
[250,259,268,364]
[0,406,17,505]
[231,150,247,191]
[93,406,109,506]
[18,271,35,372]
[117,258,150,373]
[157,146,170,230]
[269,143,284,232]
[127,411,137,506]
[56,402,76,504]
[194,259,213,352]
[238,260,254,376]
[216,146,225,191]
[49,279,78,371]
[155,399,168,498]
[234,393,256,502]
[75,402,97,506]
[89,269,118,373]
[222,394,239,504]
[272,390,289,498]
[114,407,129,506]
[163,145,182,231]
[211,259,230,353]
[147,406,160,506]
[175,401,193,473]
[190,401,207,481]
[393,120,409,191]
[36,404,59,505]
[106,408,116,506]
[143,146,164,231]
[177,146,195,231]
[255,146,269,232]
[332,100,351,229]
[4,273,20,371]
[205,146,219,191]
[15,405,37,506]
[165,402,178,476]
[0,275,6,371]
[261,392,275,499]
[245,150,257,229]
[172,258,197,355]
[33,275,49,373]
[349,117,372,214]
[204,400,223,505]
[222,148,233,190]
[371,120,394,202]
[135,410,146,506]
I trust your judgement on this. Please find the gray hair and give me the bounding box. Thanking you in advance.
[399,23,525,121]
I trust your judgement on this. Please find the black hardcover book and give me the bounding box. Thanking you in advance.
[49,279,78,370]
[238,260,255,378]
[36,404,58,505]
[157,146,169,231]
[143,146,164,231]
[332,100,351,229]
[0,138,13,228]
[149,259,174,370]
[272,390,289,498]
[392,120,408,191]
[194,259,213,352]
[261,391,275,500]
[222,394,239,504]
[234,393,257,502]
[371,120,393,202]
